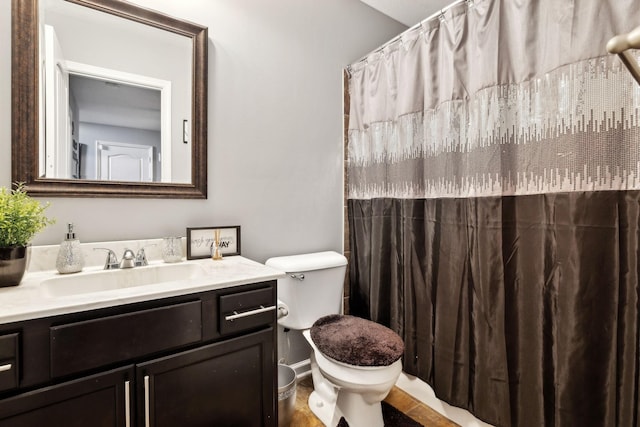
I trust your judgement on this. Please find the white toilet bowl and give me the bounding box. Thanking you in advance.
[303,330,402,427]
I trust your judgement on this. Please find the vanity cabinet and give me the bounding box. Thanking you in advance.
[0,365,133,427]
[138,328,273,427]
[0,280,277,427]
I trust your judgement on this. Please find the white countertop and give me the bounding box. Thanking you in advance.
[0,256,286,324]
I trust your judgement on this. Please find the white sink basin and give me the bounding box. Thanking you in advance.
[40,263,208,298]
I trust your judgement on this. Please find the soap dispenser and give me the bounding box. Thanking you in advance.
[56,223,84,274]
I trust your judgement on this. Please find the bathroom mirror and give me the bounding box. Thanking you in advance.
[12,0,208,198]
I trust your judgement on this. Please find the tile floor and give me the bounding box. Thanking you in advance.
[289,375,460,427]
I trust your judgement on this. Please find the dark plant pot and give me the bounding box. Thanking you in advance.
[0,246,29,287]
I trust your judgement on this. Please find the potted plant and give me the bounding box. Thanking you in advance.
[0,183,54,287]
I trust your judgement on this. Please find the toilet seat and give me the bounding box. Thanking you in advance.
[304,329,403,387]
[310,315,404,367]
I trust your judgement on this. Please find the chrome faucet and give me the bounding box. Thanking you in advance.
[134,247,149,267]
[94,248,119,270]
[119,249,136,269]
[134,244,156,267]
[95,247,155,270]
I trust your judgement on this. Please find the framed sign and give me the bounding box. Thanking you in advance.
[186,226,241,260]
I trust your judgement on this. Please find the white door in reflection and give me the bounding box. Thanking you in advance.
[44,25,72,179]
[97,141,154,182]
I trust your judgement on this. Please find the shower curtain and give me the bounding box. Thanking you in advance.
[346,1,640,426]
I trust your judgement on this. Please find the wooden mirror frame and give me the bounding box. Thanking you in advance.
[11,0,208,198]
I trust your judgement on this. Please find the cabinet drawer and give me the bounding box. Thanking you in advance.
[50,301,202,378]
[0,333,18,393]
[219,287,275,335]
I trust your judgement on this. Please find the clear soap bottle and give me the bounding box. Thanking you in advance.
[56,223,84,274]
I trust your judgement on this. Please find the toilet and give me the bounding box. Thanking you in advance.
[266,251,404,427]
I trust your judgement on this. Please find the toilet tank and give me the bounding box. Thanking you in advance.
[265,251,347,330]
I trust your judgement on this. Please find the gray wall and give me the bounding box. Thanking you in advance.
[0,0,405,263]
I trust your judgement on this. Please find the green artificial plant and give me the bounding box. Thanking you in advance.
[0,183,55,247]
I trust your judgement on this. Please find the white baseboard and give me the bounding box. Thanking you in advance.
[395,373,494,427]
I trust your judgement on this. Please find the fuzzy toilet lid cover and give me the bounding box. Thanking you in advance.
[310,314,404,367]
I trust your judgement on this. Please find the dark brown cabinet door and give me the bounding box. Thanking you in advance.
[0,365,133,427]
[137,328,275,427]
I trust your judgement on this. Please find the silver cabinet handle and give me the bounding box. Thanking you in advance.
[124,380,131,427]
[144,375,150,427]
[225,305,276,321]
[0,363,12,372]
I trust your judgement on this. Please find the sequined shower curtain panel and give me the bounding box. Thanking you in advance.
[346,0,640,426]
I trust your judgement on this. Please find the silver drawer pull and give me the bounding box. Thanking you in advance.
[144,375,150,427]
[225,305,276,321]
[0,363,12,372]
[124,380,131,427]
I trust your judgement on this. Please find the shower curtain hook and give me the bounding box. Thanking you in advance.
[438,10,446,22]
[466,0,475,8]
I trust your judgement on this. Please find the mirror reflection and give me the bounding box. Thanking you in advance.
[41,0,192,184]
[70,75,162,182]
